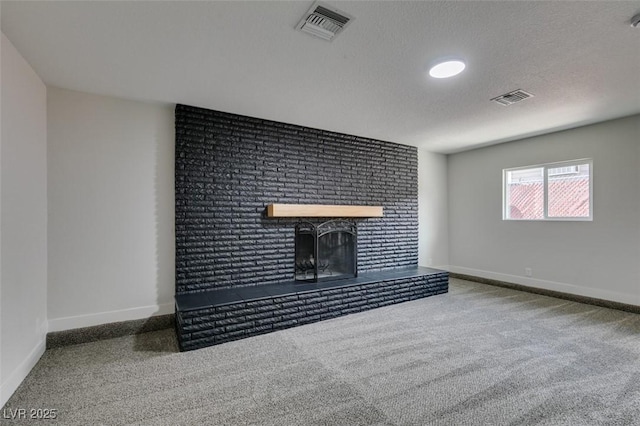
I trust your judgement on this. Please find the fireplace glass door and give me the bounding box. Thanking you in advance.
[295,220,357,283]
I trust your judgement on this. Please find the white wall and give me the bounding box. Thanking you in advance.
[1,33,48,407]
[47,87,175,331]
[1,8,3,405]
[448,115,640,305]
[418,149,449,268]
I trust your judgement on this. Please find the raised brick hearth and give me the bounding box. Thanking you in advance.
[176,267,448,351]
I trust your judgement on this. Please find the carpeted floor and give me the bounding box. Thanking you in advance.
[3,278,640,425]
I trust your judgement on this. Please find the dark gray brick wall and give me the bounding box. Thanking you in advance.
[176,104,418,294]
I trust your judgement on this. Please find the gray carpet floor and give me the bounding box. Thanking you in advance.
[3,278,640,425]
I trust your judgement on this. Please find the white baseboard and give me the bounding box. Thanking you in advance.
[448,265,640,306]
[432,264,450,271]
[47,303,175,332]
[0,338,46,408]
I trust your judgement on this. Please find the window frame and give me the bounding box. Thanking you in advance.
[502,158,593,222]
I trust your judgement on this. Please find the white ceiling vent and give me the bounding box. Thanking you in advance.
[296,2,353,41]
[491,89,534,106]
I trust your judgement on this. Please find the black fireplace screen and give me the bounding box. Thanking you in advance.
[295,220,357,282]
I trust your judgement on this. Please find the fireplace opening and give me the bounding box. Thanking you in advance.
[295,220,357,282]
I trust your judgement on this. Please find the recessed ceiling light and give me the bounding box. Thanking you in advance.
[429,60,466,79]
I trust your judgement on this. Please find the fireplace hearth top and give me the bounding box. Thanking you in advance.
[176,266,445,312]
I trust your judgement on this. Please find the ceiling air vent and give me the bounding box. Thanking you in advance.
[491,89,534,106]
[296,1,353,41]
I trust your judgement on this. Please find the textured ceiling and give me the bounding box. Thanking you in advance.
[2,1,640,153]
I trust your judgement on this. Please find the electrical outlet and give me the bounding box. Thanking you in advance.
[524,268,532,277]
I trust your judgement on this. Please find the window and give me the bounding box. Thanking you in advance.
[503,159,592,221]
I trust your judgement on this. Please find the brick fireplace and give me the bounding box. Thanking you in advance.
[174,104,448,351]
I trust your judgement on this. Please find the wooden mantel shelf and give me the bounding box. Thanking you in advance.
[266,204,383,218]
